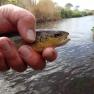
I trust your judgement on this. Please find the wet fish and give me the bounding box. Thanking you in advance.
[0,29,70,52]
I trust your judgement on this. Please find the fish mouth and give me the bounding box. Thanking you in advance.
[62,33,70,40]
[59,33,70,46]
[60,38,70,46]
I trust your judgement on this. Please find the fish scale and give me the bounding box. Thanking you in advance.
[0,29,70,52]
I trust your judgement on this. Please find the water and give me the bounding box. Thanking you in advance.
[1,16,94,94]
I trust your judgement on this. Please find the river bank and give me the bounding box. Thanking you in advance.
[36,17,61,23]
[0,0,94,24]
[36,14,93,23]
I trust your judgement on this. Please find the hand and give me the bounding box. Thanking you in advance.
[0,4,57,72]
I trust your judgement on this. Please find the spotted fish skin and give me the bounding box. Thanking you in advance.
[0,29,70,52]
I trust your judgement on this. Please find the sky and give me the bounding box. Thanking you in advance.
[53,0,94,10]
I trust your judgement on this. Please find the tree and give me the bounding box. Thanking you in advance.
[65,3,73,9]
[75,5,80,10]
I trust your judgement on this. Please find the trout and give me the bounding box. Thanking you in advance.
[0,29,70,52]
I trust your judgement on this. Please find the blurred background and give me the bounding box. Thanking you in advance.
[0,0,94,23]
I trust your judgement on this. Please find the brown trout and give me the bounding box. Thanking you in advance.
[0,29,70,52]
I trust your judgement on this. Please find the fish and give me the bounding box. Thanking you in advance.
[0,29,70,52]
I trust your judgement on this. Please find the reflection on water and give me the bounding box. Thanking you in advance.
[1,16,94,94]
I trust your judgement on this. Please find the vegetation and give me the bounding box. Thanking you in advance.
[61,8,93,18]
[32,0,61,22]
[65,3,73,10]
[61,3,93,18]
[0,0,94,22]
[91,27,94,32]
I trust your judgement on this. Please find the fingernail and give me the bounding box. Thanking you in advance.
[27,29,36,42]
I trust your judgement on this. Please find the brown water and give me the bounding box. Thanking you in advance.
[1,16,94,94]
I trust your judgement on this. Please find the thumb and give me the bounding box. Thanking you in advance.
[17,15,36,43]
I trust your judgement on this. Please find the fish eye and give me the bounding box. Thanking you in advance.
[55,34,60,37]
[54,32,62,37]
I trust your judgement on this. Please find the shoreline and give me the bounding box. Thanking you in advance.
[36,15,93,23]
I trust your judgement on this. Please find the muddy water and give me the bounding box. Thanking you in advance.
[1,16,94,94]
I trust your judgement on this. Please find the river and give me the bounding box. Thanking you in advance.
[0,16,94,94]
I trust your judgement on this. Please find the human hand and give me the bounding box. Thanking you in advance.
[0,4,57,72]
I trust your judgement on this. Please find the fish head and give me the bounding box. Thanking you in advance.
[35,29,70,48]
